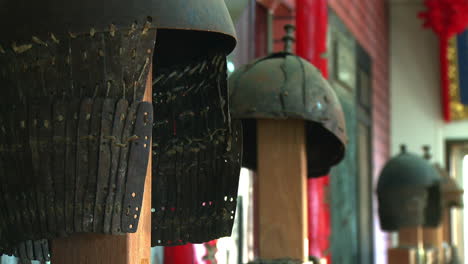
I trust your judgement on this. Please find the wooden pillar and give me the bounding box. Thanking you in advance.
[399,227,423,247]
[388,227,424,264]
[388,248,417,264]
[257,119,308,262]
[51,70,153,264]
[423,226,444,263]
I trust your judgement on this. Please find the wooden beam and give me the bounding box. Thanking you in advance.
[51,69,152,264]
[398,227,423,247]
[423,226,443,263]
[257,119,308,262]
[388,248,417,264]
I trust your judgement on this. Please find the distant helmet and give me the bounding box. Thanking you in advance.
[435,164,464,208]
[377,146,442,231]
[229,26,347,177]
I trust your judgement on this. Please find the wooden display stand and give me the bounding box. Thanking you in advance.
[257,119,308,262]
[423,226,444,263]
[388,247,417,264]
[387,227,423,264]
[51,70,153,264]
[388,226,445,264]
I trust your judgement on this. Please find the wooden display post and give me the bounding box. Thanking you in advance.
[51,70,153,264]
[257,119,308,262]
[423,226,444,263]
[387,227,424,264]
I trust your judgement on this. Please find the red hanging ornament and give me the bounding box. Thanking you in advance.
[419,0,468,38]
[419,0,468,121]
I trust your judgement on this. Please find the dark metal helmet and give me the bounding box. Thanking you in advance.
[435,164,464,209]
[377,146,442,231]
[229,26,347,178]
[0,0,238,260]
[0,0,236,52]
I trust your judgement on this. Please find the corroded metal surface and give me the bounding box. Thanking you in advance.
[377,149,442,231]
[435,164,464,209]
[229,52,347,177]
[0,0,239,259]
[0,0,236,53]
[0,23,156,259]
[151,52,242,246]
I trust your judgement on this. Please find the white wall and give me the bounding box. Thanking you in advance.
[390,1,468,166]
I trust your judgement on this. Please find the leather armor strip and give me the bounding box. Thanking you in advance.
[104,99,128,234]
[84,98,103,232]
[74,98,93,232]
[93,98,115,232]
[110,104,136,234]
[121,102,153,233]
[52,101,67,236]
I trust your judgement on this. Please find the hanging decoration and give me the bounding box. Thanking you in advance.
[419,0,468,121]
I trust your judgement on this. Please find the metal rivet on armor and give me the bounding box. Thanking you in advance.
[90,28,96,37]
[0,45,5,54]
[32,36,47,46]
[98,49,105,57]
[50,33,60,44]
[86,114,91,120]
[109,24,117,37]
[57,115,64,122]
[12,43,33,54]
[132,192,136,198]
[20,121,25,128]
[129,224,133,229]
[82,51,88,60]
[134,214,138,219]
[43,120,49,128]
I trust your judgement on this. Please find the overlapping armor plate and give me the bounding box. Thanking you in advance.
[0,22,156,260]
[151,53,243,246]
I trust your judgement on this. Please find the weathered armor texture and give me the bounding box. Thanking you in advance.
[151,52,243,246]
[0,0,239,259]
[377,150,442,231]
[435,164,464,209]
[0,22,156,258]
[229,52,347,178]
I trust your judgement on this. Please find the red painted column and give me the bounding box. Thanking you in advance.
[296,0,329,77]
[296,0,331,262]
